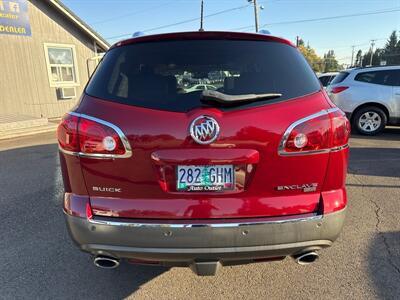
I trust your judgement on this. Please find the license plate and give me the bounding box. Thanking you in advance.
[177,165,235,192]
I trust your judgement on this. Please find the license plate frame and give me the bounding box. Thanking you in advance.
[176,165,235,192]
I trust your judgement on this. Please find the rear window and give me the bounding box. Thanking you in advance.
[330,72,349,85]
[86,40,321,112]
[319,75,332,87]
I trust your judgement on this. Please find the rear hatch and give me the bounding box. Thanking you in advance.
[75,35,332,219]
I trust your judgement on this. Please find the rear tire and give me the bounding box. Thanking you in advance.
[352,106,387,135]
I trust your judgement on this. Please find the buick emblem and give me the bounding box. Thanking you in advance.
[189,115,220,144]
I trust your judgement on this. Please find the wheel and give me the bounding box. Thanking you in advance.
[352,106,387,135]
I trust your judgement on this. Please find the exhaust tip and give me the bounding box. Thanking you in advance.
[293,251,319,265]
[94,256,120,269]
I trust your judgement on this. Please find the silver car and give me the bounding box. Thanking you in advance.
[327,66,400,135]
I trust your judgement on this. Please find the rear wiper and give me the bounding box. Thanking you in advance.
[200,90,282,105]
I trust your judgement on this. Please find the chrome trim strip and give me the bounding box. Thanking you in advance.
[59,112,132,159]
[278,107,346,156]
[58,146,79,157]
[88,214,323,228]
[278,148,331,156]
[330,144,349,152]
[325,107,341,114]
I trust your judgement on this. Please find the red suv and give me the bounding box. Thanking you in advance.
[58,31,350,276]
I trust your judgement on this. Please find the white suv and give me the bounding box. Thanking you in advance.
[327,66,400,135]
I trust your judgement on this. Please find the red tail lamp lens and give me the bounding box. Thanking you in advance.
[284,114,332,153]
[86,202,93,219]
[331,86,349,94]
[57,114,79,152]
[57,114,128,156]
[282,109,350,154]
[78,118,126,155]
[329,110,351,147]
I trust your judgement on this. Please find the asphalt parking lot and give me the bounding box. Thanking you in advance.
[0,129,399,299]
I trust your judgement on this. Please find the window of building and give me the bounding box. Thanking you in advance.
[44,43,79,87]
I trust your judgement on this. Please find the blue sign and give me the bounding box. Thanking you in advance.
[0,0,31,36]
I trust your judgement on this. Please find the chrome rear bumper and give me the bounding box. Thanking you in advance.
[65,209,345,263]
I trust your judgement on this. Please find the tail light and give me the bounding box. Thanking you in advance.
[78,118,126,155]
[330,109,351,147]
[279,108,350,155]
[330,86,348,94]
[57,113,132,158]
[86,202,93,219]
[57,114,79,152]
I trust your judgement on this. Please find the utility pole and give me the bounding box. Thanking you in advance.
[199,0,204,32]
[369,39,376,66]
[350,45,355,67]
[252,0,260,32]
[296,36,300,47]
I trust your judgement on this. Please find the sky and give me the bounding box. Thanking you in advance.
[62,0,400,65]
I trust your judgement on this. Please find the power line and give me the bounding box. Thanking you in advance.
[291,38,383,51]
[316,38,387,50]
[140,3,251,33]
[231,7,400,31]
[90,1,175,25]
[106,3,251,40]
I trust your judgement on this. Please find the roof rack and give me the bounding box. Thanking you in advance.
[352,64,400,69]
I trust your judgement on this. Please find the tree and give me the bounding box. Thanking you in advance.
[362,48,382,66]
[355,50,362,67]
[323,50,339,72]
[373,48,384,65]
[297,38,343,72]
[354,31,400,67]
[381,30,399,65]
[397,35,400,62]
[297,39,323,72]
